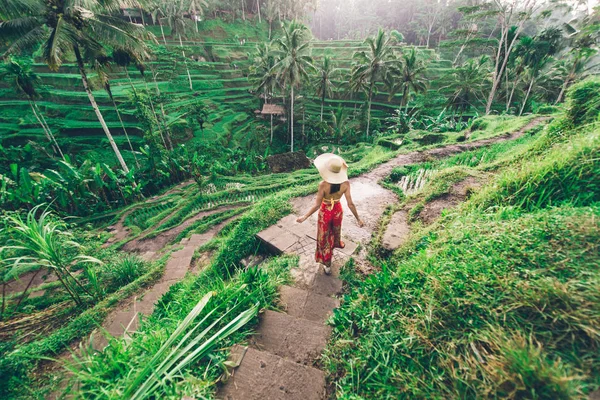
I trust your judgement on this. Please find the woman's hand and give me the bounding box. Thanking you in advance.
[357,218,365,228]
[296,216,307,223]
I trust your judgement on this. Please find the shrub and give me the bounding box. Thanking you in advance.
[566,77,600,126]
[109,255,147,287]
[388,166,409,182]
[376,136,403,150]
[535,104,559,115]
[414,133,447,145]
[470,118,489,132]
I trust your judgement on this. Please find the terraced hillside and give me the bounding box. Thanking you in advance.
[1,22,459,168]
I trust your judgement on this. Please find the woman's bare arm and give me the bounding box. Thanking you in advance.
[297,182,326,223]
[345,182,365,227]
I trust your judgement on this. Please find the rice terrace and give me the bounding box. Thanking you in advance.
[0,0,599,398]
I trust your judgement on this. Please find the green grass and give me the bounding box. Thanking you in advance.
[57,255,297,399]
[323,118,600,399]
[326,206,599,399]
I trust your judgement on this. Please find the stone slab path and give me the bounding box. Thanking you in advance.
[218,117,550,399]
[92,220,229,350]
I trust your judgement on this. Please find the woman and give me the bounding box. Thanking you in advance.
[296,153,364,274]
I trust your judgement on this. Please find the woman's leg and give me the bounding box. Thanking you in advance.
[332,203,344,249]
[316,205,332,265]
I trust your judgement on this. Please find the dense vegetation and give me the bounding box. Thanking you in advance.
[1,0,599,398]
[324,86,600,398]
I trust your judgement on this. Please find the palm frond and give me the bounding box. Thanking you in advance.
[42,17,76,70]
[3,26,47,58]
[0,16,44,40]
[0,0,43,20]
[85,14,150,51]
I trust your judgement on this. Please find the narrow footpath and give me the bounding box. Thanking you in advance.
[218,117,549,399]
[92,210,236,349]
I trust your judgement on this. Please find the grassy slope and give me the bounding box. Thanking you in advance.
[324,119,600,399]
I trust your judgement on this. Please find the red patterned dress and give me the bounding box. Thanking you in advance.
[315,199,344,265]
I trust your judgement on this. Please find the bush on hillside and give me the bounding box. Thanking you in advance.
[376,135,404,150]
[470,118,489,132]
[535,104,560,115]
[414,133,447,145]
[388,166,410,182]
[566,78,600,126]
[108,255,147,287]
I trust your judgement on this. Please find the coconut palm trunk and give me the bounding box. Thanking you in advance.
[179,34,194,91]
[257,0,262,23]
[555,60,579,104]
[35,104,64,159]
[111,97,140,168]
[74,46,130,173]
[366,81,374,138]
[321,92,325,122]
[159,21,168,45]
[126,68,163,142]
[519,77,535,116]
[28,100,65,160]
[270,114,273,143]
[290,85,294,152]
[150,69,173,149]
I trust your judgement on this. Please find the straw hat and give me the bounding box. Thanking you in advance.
[314,153,348,184]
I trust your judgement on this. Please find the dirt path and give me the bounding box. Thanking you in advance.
[93,216,235,350]
[122,204,244,257]
[104,180,194,247]
[217,117,550,399]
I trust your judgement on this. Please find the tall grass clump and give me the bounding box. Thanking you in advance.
[0,206,101,307]
[471,128,600,211]
[566,77,600,127]
[107,254,147,287]
[325,206,599,398]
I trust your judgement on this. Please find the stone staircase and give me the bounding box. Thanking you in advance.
[218,215,357,400]
[92,231,218,350]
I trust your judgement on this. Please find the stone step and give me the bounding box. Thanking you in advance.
[249,310,331,365]
[218,346,326,400]
[140,251,156,261]
[161,257,191,281]
[382,210,410,251]
[257,224,300,254]
[189,232,213,246]
[171,246,195,259]
[310,272,343,297]
[279,285,339,322]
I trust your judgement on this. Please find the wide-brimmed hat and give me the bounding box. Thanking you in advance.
[314,153,348,184]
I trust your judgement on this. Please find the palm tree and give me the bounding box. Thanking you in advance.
[0,57,65,160]
[149,1,169,45]
[513,29,562,115]
[351,29,398,137]
[163,0,194,90]
[443,55,490,114]
[264,0,278,40]
[555,34,596,104]
[272,21,314,153]
[90,54,141,168]
[187,0,208,33]
[329,106,349,144]
[250,44,279,142]
[1,0,151,174]
[112,48,170,150]
[348,67,368,113]
[398,49,428,112]
[314,56,337,122]
[250,43,278,105]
